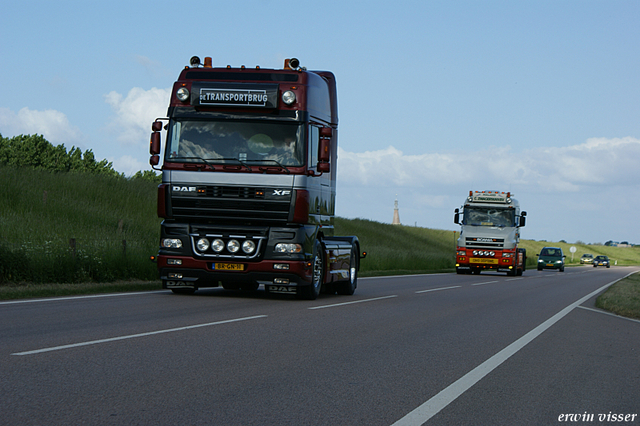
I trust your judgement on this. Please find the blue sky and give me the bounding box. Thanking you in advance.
[1,1,639,245]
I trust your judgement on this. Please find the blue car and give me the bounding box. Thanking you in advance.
[593,255,610,268]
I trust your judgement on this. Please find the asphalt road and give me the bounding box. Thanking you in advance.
[1,266,639,425]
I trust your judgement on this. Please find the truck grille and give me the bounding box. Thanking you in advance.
[465,237,505,249]
[171,185,291,224]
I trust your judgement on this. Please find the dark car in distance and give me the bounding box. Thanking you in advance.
[593,255,610,268]
[537,247,565,272]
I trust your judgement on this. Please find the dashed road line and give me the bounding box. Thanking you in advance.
[415,286,461,294]
[11,315,267,356]
[308,295,398,310]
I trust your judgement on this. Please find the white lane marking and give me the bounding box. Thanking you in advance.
[577,305,640,324]
[11,315,267,356]
[471,281,498,286]
[308,295,397,310]
[415,286,461,294]
[390,273,634,426]
[505,277,524,281]
[0,290,167,306]
[360,273,450,280]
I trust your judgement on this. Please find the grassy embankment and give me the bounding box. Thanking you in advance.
[595,272,640,320]
[1,165,639,318]
[0,165,161,298]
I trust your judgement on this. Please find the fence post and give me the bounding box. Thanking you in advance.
[69,238,76,258]
[122,239,127,257]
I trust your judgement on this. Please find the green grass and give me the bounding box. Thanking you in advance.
[595,272,640,320]
[0,165,161,284]
[335,217,457,276]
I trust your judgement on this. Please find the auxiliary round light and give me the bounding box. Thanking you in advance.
[282,91,296,105]
[212,239,225,253]
[196,238,210,252]
[176,87,190,102]
[473,250,479,256]
[227,239,240,253]
[489,251,495,257]
[242,240,256,254]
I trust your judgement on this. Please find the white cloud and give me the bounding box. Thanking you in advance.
[104,87,171,146]
[337,137,640,192]
[0,107,84,145]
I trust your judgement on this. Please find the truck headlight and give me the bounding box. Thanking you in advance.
[161,238,183,249]
[275,243,302,253]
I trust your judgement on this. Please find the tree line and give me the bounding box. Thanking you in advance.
[0,133,160,182]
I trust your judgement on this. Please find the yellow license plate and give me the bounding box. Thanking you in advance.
[470,258,498,264]
[213,263,245,271]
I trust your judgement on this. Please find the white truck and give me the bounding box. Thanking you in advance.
[454,191,527,276]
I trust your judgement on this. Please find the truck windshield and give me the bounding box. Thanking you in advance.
[165,120,305,167]
[463,208,515,227]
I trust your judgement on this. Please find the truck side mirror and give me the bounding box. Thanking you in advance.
[318,138,330,163]
[150,155,159,166]
[150,131,161,156]
[152,121,163,132]
[454,208,460,225]
[317,136,331,173]
[519,211,527,227]
[320,127,332,138]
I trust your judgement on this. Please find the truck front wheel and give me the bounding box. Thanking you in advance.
[300,240,324,300]
[336,243,358,295]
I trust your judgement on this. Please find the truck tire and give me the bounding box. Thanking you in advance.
[336,243,358,295]
[300,240,324,300]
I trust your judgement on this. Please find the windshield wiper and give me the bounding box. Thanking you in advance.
[170,156,213,165]
[246,159,291,174]
[170,156,252,171]
[216,158,253,171]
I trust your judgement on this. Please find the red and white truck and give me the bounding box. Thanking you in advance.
[454,190,527,276]
[149,56,363,299]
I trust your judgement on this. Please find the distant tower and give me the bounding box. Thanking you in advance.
[392,195,401,225]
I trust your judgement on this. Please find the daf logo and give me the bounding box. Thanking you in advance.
[272,190,291,196]
[173,186,196,192]
[477,238,495,242]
